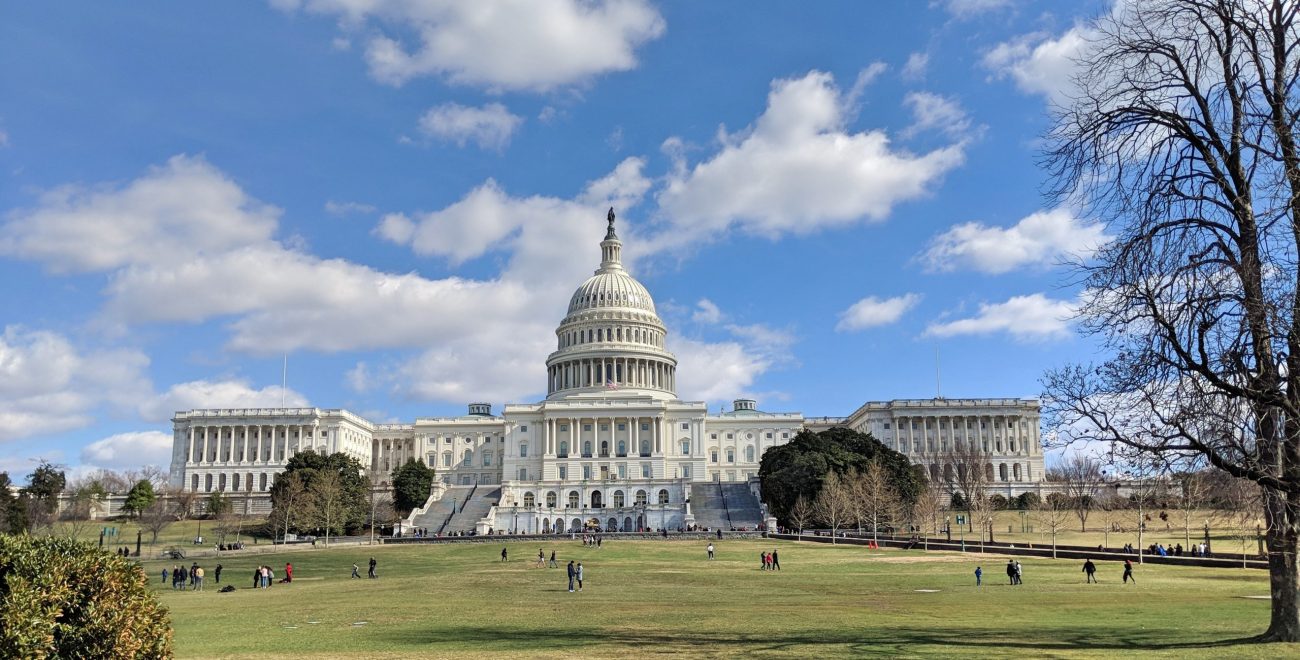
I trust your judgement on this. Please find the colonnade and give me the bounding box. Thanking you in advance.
[539,415,664,458]
[184,423,316,466]
[889,414,1039,457]
[547,356,674,394]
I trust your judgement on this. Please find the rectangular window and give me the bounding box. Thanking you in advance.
[884,422,891,430]
[583,465,592,479]
[682,465,691,479]
[520,445,528,458]
[766,433,772,439]
[560,425,568,432]
[617,423,625,431]
[680,423,689,430]
[710,433,717,439]
[618,465,626,478]
[727,433,734,439]
[641,463,651,478]
[520,425,528,432]
[559,466,567,479]
[782,432,789,438]
[584,424,592,432]
[641,423,649,431]
[600,425,609,431]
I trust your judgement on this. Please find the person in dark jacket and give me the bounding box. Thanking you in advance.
[567,560,576,592]
[1082,559,1097,583]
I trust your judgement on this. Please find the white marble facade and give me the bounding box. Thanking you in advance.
[169,214,1046,528]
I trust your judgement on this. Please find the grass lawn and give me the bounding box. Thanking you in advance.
[140,538,1297,659]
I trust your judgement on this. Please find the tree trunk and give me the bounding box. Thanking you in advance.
[1260,490,1300,642]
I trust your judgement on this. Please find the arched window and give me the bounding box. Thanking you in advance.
[523,492,535,507]
[657,489,670,504]
[204,474,213,492]
[259,473,267,491]
[640,440,650,456]
[546,491,557,507]
[745,446,755,462]
[600,440,609,457]
[1013,463,1022,480]
[999,463,1008,481]
[985,463,995,480]
[635,490,648,505]
[613,490,625,507]
[726,448,735,463]
[680,440,690,455]
[558,441,568,458]
[233,473,241,491]
[568,491,580,508]
[590,491,603,508]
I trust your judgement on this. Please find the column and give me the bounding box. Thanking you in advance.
[187,426,196,464]
[631,416,638,456]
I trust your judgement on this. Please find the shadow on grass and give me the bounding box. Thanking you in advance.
[382,625,1264,655]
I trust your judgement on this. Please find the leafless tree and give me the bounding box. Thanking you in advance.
[310,469,348,547]
[814,471,853,544]
[140,496,178,545]
[1173,467,1219,549]
[853,460,899,542]
[269,472,307,545]
[1094,491,1128,551]
[1050,455,1103,532]
[1040,0,1300,639]
[787,495,814,538]
[911,483,946,551]
[1223,476,1268,567]
[1033,495,1073,559]
[931,442,996,549]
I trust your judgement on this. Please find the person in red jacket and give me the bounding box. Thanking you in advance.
[285,562,293,583]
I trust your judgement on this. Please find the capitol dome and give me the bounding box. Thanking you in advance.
[545,210,677,400]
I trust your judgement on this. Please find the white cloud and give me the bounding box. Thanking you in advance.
[324,200,376,216]
[578,157,651,210]
[942,0,1015,18]
[836,293,921,332]
[0,129,8,148]
[920,208,1108,274]
[139,379,309,422]
[0,327,151,442]
[0,155,278,274]
[902,91,971,139]
[80,431,173,471]
[277,0,666,91]
[654,71,965,251]
[418,102,523,150]
[983,26,1091,105]
[673,324,794,404]
[924,293,1076,341]
[692,299,722,324]
[902,52,929,80]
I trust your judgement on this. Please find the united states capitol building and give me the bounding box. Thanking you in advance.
[168,214,1046,533]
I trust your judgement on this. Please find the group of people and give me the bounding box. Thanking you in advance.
[580,535,602,547]
[535,549,560,568]
[113,546,133,558]
[972,558,1136,586]
[252,564,287,588]
[566,560,585,592]
[1114,541,1210,558]
[760,550,780,570]
[350,558,379,578]
[165,562,219,590]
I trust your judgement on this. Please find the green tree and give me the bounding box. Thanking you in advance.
[391,458,435,515]
[21,462,66,530]
[205,490,231,518]
[268,451,368,536]
[121,480,156,518]
[759,427,921,526]
[0,472,20,534]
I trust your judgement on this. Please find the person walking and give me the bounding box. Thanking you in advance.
[576,562,584,591]
[974,566,982,586]
[1083,559,1097,583]
[162,567,169,584]
[1123,559,1135,584]
[368,557,378,579]
[771,550,780,571]
[567,560,576,592]
[252,566,260,589]
[285,563,293,583]
[193,566,205,591]
[1014,561,1023,585]
[214,563,223,584]
[549,550,558,568]
[503,547,509,563]
[706,543,714,560]
[1006,560,1016,585]
[351,562,361,579]
[536,549,545,567]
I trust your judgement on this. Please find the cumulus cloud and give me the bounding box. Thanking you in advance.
[139,379,310,422]
[924,293,1076,341]
[982,26,1091,105]
[942,0,1015,18]
[654,71,965,251]
[673,322,795,404]
[902,52,929,80]
[80,431,173,471]
[275,0,666,91]
[691,299,722,324]
[0,326,151,442]
[0,155,278,274]
[902,91,972,139]
[836,294,921,332]
[920,208,1109,274]
[418,102,523,150]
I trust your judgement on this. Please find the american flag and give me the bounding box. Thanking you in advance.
[605,379,618,390]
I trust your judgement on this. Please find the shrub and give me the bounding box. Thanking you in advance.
[0,535,172,658]
[989,494,1008,510]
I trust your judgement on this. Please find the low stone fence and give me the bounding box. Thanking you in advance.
[769,533,1268,570]
[382,530,768,545]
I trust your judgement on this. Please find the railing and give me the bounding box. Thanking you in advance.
[718,482,734,529]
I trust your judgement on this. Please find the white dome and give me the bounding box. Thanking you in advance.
[567,270,657,315]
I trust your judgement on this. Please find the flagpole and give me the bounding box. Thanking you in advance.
[281,354,287,407]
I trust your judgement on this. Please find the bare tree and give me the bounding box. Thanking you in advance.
[1050,455,1103,533]
[310,469,347,547]
[172,490,198,521]
[1094,491,1128,551]
[912,484,946,551]
[1224,476,1267,567]
[854,460,899,542]
[1174,468,1218,550]
[814,471,852,545]
[269,472,307,545]
[934,442,996,549]
[140,496,177,545]
[1040,0,1300,640]
[787,495,814,538]
[1033,496,1073,559]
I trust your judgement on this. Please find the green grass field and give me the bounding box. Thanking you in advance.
[140,538,1296,659]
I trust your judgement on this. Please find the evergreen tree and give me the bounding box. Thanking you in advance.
[121,480,156,518]
[391,459,435,515]
[268,451,368,535]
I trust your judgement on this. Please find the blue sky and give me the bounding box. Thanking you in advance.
[0,0,1113,479]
